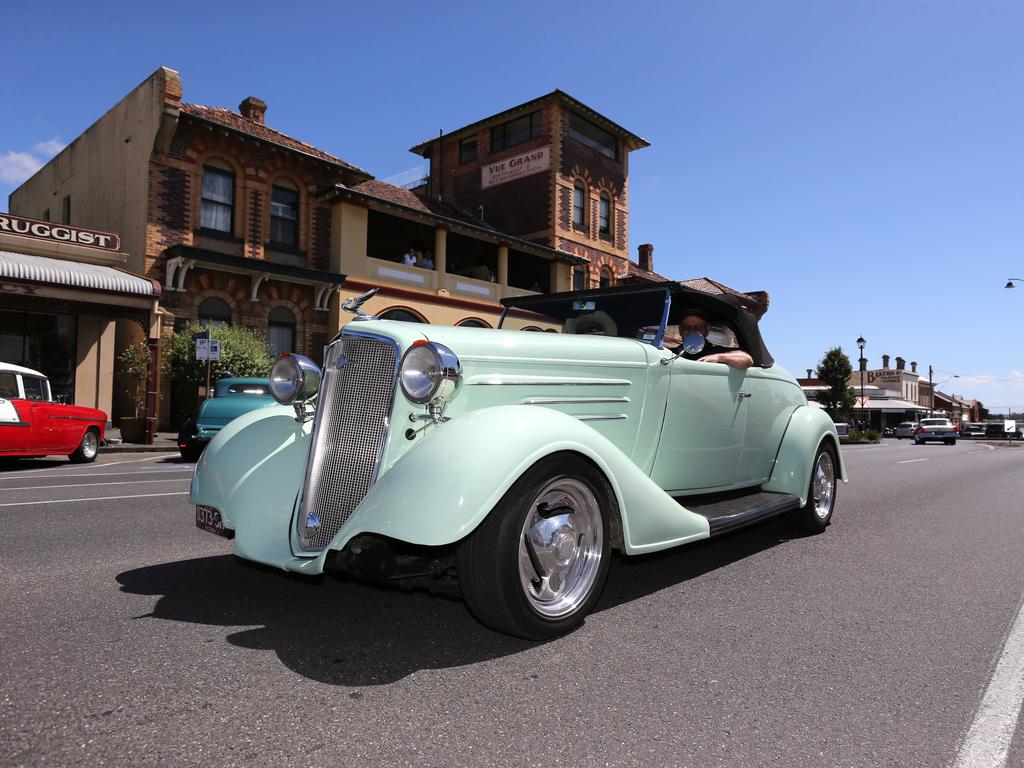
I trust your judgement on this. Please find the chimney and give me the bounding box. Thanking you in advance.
[882,354,890,369]
[911,361,918,374]
[638,243,654,273]
[896,356,905,371]
[239,97,267,124]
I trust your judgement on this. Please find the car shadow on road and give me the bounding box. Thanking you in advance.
[115,518,796,687]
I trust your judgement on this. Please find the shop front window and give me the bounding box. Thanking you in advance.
[0,309,77,402]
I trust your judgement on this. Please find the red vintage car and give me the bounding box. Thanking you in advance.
[0,363,107,462]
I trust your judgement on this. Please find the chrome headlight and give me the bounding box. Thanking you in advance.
[269,354,322,405]
[399,341,461,404]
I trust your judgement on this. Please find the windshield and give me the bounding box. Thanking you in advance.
[499,287,672,347]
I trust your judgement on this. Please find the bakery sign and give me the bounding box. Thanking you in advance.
[0,213,120,251]
[481,146,550,189]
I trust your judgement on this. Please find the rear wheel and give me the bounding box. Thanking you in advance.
[68,428,100,463]
[180,440,203,462]
[792,442,837,534]
[457,453,613,640]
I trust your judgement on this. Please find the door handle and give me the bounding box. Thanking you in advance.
[738,391,752,399]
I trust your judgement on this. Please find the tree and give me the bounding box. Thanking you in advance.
[165,322,275,426]
[976,400,989,420]
[817,347,856,421]
[116,340,151,419]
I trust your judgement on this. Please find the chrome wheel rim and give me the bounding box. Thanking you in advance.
[518,477,603,619]
[82,431,98,459]
[812,451,835,519]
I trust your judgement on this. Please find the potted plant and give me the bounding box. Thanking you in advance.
[117,340,151,443]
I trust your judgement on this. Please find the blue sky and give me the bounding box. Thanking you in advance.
[3,0,1022,413]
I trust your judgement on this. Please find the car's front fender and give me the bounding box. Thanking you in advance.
[329,405,711,556]
[762,405,848,504]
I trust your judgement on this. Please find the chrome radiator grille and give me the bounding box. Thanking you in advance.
[297,333,398,550]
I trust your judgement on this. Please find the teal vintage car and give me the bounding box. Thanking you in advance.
[177,377,276,461]
[190,283,846,639]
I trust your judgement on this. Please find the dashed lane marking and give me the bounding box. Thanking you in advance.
[0,491,189,508]
[897,458,929,464]
[0,468,191,482]
[954,595,1024,768]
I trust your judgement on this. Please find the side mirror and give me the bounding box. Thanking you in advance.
[661,332,706,365]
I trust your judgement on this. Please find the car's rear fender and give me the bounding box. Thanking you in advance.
[762,405,848,504]
[326,405,711,558]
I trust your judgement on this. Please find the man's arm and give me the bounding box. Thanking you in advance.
[699,350,754,370]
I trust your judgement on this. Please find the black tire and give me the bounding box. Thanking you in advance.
[457,452,614,640]
[68,428,100,463]
[792,442,838,534]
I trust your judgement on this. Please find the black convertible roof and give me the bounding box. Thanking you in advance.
[501,281,775,367]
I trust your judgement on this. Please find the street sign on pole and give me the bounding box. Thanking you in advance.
[195,339,221,361]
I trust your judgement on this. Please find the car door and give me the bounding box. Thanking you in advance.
[649,356,748,492]
[21,375,60,451]
[0,371,29,453]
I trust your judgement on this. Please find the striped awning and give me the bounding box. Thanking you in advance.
[0,250,157,296]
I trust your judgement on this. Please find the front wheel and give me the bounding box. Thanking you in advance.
[457,453,613,640]
[792,442,837,534]
[68,428,100,463]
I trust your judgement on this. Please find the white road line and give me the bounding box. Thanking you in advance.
[0,453,173,476]
[954,597,1024,768]
[0,468,191,482]
[5,479,190,492]
[897,458,929,464]
[0,491,189,508]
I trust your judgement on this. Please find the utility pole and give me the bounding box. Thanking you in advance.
[929,364,933,416]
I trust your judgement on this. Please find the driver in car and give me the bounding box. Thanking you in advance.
[677,309,754,370]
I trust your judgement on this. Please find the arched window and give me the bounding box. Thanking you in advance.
[200,164,235,233]
[599,194,611,237]
[380,308,428,323]
[572,182,586,227]
[456,318,490,328]
[197,297,232,327]
[267,306,296,356]
[599,268,612,289]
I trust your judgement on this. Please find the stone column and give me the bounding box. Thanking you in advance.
[434,227,447,276]
[497,243,509,286]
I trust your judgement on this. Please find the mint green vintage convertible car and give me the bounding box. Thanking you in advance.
[190,283,845,639]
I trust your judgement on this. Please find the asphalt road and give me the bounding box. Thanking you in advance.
[1,440,1023,768]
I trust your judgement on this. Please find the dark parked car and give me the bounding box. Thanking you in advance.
[984,423,1022,440]
[178,377,276,461]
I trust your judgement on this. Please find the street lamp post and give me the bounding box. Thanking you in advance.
[1005,278,1024,289]
[857,335,866,431]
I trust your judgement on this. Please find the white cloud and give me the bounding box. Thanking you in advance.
[33,138,66,157]
[0,137,65,187]
[0,151,43,185]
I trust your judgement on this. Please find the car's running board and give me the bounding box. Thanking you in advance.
[679,490,801,536]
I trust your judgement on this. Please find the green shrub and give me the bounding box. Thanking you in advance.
[165,323,274,426]
[847,429,880,444]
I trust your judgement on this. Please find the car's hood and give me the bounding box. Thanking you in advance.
[345,318,660,367]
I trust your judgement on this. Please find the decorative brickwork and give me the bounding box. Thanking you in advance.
[312,205,330,270]
[248,189,263,259]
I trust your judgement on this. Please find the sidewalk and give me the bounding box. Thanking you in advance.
[100,426,180,454]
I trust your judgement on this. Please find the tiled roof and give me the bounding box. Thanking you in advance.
[181,104,371,176]
[616,259,669,283]
[352,179,508,232]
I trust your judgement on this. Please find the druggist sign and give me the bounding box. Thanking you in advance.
[481,146,550,189]
[0,213,120,251]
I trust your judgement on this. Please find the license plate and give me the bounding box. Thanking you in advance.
[195,505,232,538]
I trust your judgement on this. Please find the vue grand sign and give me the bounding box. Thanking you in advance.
[481,146,550,189]
[0,213,120,251]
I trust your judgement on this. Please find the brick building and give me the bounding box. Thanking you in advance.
[409,90,658,290]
